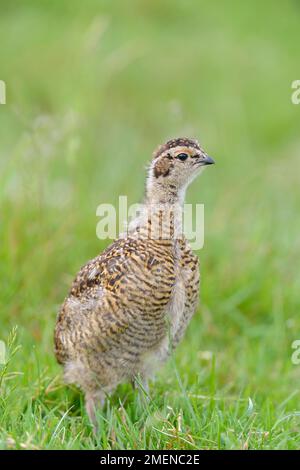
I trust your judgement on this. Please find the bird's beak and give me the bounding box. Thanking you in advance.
[202,154,215,165]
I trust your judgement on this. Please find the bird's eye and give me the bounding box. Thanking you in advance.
[177,153,188,161]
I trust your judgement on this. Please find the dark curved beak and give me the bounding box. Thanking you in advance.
[203,155,215,165]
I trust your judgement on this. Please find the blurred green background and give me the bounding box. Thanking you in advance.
[1,0,300,449]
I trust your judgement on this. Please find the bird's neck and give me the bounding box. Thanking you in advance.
[145,176,186,207]
[125,177,186,243]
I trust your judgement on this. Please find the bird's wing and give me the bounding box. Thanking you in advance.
[55,238,176,363]
[69,237,175,304]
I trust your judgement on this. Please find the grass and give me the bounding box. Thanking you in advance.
[1,0,300,450]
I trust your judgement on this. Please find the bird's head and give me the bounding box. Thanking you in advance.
[147,137,214,203]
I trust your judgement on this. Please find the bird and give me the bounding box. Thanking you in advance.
[54,137,215,429]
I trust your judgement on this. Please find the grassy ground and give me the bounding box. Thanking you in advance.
[1,0,300,450]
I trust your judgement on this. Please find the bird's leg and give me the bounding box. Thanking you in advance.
[85,390,105,435]
[131,374,150,405]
